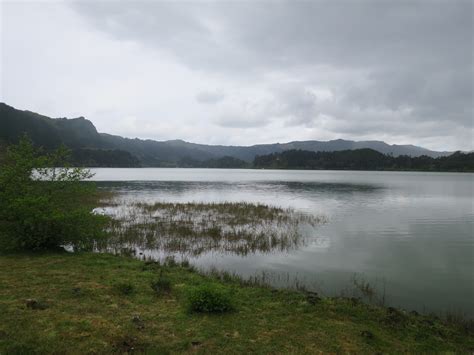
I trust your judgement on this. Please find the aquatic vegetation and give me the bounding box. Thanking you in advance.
[99,201,326,257]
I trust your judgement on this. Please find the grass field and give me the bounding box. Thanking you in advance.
[0,252,472,354]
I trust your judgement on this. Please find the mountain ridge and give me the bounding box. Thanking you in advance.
[0,102,454,166]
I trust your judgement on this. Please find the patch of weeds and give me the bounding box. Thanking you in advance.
[115,282,135,296]
[101,201,326,256]
[151,273,172,296]
[187,284,234,313]
[304,291,321,305]
[446,312,474,334]
[384,307,408,327]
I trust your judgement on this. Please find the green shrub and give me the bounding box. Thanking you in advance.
[187,284,234,313]
[0,137,109,251]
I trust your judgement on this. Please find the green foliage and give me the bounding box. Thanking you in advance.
[0,136,108,251]
[187,284,234,313]
[70,148,140,167]
[253,149,474,172]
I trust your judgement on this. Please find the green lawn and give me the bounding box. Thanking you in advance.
[0,252,472,354]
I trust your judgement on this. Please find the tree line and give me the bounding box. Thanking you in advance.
[252,149,474,172]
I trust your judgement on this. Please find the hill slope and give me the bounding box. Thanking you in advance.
[0,103,453,167]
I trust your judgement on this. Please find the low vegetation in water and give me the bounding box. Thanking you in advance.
[0,253,472,353]
[99,201,325,256]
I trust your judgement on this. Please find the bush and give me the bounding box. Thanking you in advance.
[0,137,109,251]
[187,284,234,313]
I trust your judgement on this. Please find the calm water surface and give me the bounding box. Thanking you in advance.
[91,168,474,316]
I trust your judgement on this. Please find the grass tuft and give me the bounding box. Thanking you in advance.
[187,284,235,313]
[150,273,172,295]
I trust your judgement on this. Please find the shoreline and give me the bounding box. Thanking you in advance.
[1,252,472,353]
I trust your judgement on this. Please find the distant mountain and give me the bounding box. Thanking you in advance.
[0,102,454,167]
[0,103,139,167]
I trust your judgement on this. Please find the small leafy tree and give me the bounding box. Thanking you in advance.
[0,136,108,251]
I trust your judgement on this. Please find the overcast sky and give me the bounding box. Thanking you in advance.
[1,0,472,151]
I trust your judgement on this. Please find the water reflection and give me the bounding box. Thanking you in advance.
[92,169,474,316]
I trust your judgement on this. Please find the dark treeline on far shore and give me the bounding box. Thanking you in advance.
[0,142,472,171]
[61,147,474,172]
[252,149,474,172]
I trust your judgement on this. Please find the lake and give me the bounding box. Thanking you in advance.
[91,168,474,316]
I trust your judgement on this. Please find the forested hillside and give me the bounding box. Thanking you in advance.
[0,103,463,169]
[253,149,474,172]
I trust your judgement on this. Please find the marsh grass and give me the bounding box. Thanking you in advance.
[99,201,326,256]
[337,274,388,308]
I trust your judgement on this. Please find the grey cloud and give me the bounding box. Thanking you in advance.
[5,1,472,150]
[196,90,225,104]
[70,1,472,135]
[71,1,472,71]
[214,114,270,129]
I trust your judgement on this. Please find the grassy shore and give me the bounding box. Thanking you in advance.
[0,252,472,354]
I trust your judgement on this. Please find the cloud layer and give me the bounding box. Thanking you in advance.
[1,0,472,150]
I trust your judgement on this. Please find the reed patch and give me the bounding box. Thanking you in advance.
[98,201,326,256]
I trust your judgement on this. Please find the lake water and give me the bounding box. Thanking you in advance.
[91,168,474,316]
